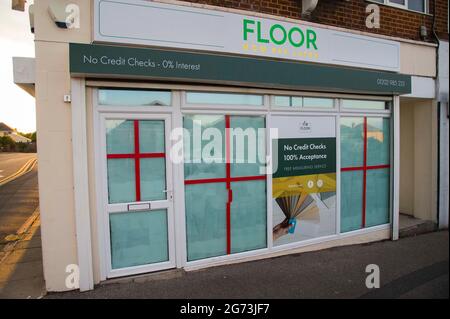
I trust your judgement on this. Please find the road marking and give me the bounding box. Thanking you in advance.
[0,157,37,187]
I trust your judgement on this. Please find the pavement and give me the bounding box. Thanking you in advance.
[45,230,449,299]
[0,153,44,299]
[0,153,38,251]
[0,210,44,299]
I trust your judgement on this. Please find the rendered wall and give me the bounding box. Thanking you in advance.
[400,42,436,77]
[34,0,91,291]
[400,98,438,222]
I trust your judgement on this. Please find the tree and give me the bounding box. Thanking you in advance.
[0,135,16,152]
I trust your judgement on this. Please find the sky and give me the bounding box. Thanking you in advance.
[0,0,35,133]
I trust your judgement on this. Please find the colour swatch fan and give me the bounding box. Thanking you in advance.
[275,193,319,233]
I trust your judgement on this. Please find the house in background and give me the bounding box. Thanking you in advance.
[0,122,32,143]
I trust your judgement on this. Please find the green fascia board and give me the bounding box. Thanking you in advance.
[70,43,411,95]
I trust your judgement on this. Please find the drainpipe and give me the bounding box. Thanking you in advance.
[431,0,441,227]
[302,0,319,18]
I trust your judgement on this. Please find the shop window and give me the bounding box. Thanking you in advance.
[342,99,390,111]
[106,119,167,204]
[369,0,428,14]
[186,92,263,106]
[340,117,391,232]
[274,96,303,108]
[184,115,267,261]
[274,96,334,108]
[99,89,171,106]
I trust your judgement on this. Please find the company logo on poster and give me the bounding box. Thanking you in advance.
[300,121,312,132]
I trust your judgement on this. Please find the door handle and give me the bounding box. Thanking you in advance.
[128,203,151,211]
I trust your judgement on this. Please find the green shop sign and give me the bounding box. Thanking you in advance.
[70,43,411,94]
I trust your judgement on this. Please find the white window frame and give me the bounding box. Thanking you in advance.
[99,112,176,279]
[367,0,430,15]
[89,82,398,279]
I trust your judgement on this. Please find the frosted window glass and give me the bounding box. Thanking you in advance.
[186,92,263,106]
[185,183,228,261]
[341,171,363,232]
[230,180,267,254]
[342,100,388,110]
[110,210,168,269]
[274,96,333,108]
[139,120,165,153]
[184,115,226,180]
[106,120,134,154]
[140,158,166,201]
[274,96,303,107]
[303,97,334,108]
[341,117,364,168]
[99,89,171,106]
[367,118,390,166]
[107,159,135,204]
[230,116,266,177]
[366,169,390,227]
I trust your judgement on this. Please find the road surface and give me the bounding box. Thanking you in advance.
[0,153,39,250]
[0,153,36,180]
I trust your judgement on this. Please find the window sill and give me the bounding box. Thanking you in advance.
[365,1,433,17]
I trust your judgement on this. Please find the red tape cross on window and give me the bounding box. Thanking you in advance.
[341,117,390,228]
[184,115,266,255]
[107,120,165,202]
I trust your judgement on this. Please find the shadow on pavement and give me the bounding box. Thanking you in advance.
[0,214,45,299]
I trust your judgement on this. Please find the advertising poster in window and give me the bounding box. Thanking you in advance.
[272,116,337,246]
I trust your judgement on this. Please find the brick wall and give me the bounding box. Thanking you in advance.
[434,0,449,40]
[185,0,448,42]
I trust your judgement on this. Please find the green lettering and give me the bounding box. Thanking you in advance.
[270,24,287,45]
[243,19,255,41]
[306,30,318,50]
[257,21,269,43]
[288,27,305,48]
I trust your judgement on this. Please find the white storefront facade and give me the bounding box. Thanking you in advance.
[28,0,445,292]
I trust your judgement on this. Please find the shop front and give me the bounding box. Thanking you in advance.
[68,36,409,283]
[32,0,421,291]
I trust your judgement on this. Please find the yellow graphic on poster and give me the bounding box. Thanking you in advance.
[273,173,336,199]
[272,117,337,246]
